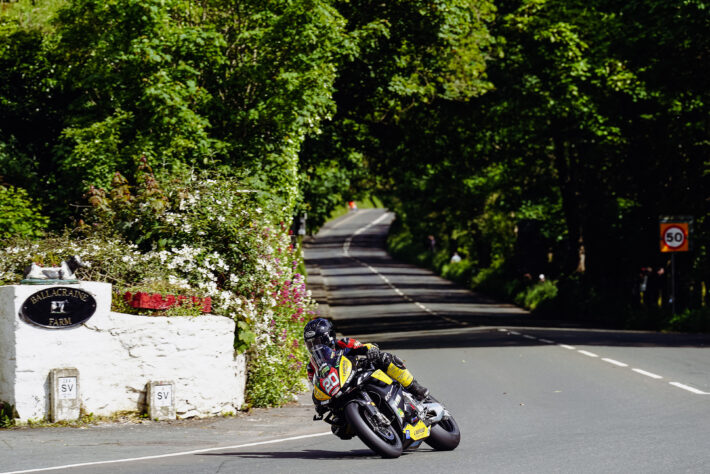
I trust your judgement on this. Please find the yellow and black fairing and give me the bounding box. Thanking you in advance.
[312,350,355,403]
[313,350,430,449]
[357,368,430,450]
[311,351,359,439]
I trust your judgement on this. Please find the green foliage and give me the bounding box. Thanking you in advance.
[1,166,314,406]
[668,308,710,333]
[514,280,558,312]
[235,320,256,354]
[368,0,710,328]
[300,0,496,230]
[1,0,348,227]
[0,185,49,239]
[51,0,226,192]
[0,232,165,287]
[81,168,313,405]
[0,401,16,428]
[0,0,65,30]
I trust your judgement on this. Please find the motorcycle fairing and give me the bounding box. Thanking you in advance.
[370,369,394,385]
[403,420,430,441]
[313,351,354,401]
[362,379,430,448]
[339,354,353,385]
[313,383,331,401]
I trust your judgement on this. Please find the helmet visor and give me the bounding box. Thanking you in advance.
[305,333,334,353]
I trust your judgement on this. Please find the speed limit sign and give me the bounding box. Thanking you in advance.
[660,221,690,252]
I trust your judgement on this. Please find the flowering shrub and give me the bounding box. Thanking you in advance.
[1,168,314,407]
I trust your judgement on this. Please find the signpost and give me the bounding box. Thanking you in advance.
[659,216,693,314]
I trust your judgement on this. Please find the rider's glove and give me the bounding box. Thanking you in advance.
[366,344,380,361]
[315,403,328,416]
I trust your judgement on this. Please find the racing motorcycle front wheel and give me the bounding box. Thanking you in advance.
[344,402,403,458]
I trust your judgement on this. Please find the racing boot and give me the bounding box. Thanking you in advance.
[406,379,430,401]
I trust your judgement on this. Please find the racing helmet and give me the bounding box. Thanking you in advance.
[304,318,336,354]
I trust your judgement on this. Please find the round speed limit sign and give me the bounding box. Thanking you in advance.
[660,223,689,252]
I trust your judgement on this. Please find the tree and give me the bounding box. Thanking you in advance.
[300,0,496,228]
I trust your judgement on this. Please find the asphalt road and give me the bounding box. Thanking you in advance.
[2,209,709,473]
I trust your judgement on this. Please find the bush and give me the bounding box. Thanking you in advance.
[0,185,49,240]
[83,167,314,406]
[387,223,560,314]
[1,167,314,407]
[441,260,476,285]
[515,280,558,312]
[0,401,16,428]
[668,307,710,333]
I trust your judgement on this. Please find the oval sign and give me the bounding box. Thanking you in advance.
[20,287,97,329]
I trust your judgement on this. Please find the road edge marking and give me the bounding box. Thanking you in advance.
[1,432,332,474]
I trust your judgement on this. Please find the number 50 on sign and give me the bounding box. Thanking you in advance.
[659,221,690,252]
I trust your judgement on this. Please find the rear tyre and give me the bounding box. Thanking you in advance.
[425,416,461,451]
[344,402,403,458]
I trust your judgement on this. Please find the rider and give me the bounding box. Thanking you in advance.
[304,318,430,402]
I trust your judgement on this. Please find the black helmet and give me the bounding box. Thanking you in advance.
[304,318,336,354]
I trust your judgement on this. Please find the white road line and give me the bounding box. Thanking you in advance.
[340,212,465,327]
[602,358,629,367]
[632,368,663,379]
[558,344,576,350]
[498,328,508,332]
[578,350,599,358]
[342,212,389,257]
[539,339,554,344]
[522,335,536,340]
[0,432,332,474]
[669,382,709,395]
[509,331,521,336]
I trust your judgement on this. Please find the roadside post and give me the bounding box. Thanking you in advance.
[659,216,693,314]
[50,368,80,422]
[147,381,176,421]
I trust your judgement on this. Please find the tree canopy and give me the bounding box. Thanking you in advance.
[1,0,708,326]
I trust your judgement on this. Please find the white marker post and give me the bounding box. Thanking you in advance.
[50,368,80,422]
[147,381,176,421]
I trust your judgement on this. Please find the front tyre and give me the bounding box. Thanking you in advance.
[425,416,461,451]
[344,402,403,458]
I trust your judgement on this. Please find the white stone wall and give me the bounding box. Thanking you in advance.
[0,282,246,422]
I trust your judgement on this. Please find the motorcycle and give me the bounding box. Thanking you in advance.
[310,345,460,458]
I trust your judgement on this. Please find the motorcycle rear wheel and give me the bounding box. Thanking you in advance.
[344,402,403,458]
[425,416,461,451]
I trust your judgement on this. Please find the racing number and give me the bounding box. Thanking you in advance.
[321,371,340,395]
